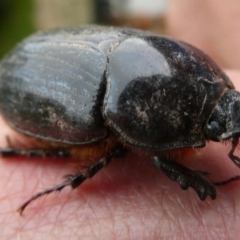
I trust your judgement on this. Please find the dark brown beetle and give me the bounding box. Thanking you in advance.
[0,26,240,214]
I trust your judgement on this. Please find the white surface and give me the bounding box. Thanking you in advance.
[110,0,168,16]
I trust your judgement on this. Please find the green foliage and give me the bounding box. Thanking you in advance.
[0,0,35,58]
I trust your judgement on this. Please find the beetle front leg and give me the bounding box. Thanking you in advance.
[153,156,216,200]
[18,145,126,215]
[228,137,240,167]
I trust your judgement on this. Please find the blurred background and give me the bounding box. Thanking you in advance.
[0,0,168,58]
[1,0,240,69]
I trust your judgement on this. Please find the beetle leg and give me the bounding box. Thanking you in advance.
[0,148,70,158]
[153,156,216,200]
[228,137,240,167]
[0,135,70,158]
[18,145,125,215]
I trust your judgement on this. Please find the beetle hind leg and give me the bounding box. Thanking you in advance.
[18,144,126,215]
[0,147,71,158]
[153,156,216,200]
[0,135,71,158]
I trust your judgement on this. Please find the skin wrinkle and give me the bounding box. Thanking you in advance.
[136,209,148,233]
[219,199,240,239]
[188,195,201,218]
[212,206,231,239]
[103,193,116,238]
[200,213,212,240]
[222,216,233,240]
[232,198,237,235]
[79,196,100,238]
[210,203,234,239]
[153,209,167,238]
[222,208,231,239]
[88,219,99,240]
[175,212,186,239]
[122,215,131,240]
[63,218,82,240]
[52,198,69,234]
[64,214,81,239]
[81,186,123,238]
[167,214,180,238]
[96,202,113,239]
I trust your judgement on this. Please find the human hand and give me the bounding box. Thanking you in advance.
[0,70,240,239]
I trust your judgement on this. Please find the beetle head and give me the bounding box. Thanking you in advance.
[205,89,240,141]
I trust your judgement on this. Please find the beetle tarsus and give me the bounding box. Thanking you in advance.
[228,137,240,167]
[153,156,216,200]
[0,148,70,158]
[18,145,126,214]
[18,181,70,215]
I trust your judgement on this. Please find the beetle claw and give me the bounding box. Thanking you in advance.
[153,156,216,200]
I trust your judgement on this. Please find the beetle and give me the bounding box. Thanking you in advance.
[0,25,240,214]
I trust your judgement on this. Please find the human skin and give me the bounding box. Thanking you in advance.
[0,71,240,239]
